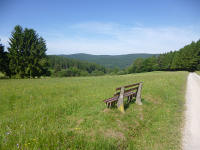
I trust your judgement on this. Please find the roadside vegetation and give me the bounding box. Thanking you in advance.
[0,71,187,149]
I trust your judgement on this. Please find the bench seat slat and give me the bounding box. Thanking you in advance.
[103,95,119,103]
[124,91,136,97]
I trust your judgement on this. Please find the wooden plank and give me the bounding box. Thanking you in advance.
[114,87,138,96]
[103,95,119,102]
[124,87,138,93]
[116,82,140,90]
[124,91,137,97]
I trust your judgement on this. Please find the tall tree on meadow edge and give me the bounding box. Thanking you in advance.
[8,25,49,78]
[0,41,10,76]
[0,42,6,72]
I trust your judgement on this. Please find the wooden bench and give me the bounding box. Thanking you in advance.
[103,82,143,111]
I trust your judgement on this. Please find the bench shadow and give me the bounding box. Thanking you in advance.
[0,77,9,79]
[124,98,145,110]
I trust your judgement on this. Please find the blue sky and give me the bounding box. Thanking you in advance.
[0,0,200,55]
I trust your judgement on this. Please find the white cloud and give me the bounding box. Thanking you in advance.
[0,36,9,48]
[2,22,200,55]
[46,22,200,55]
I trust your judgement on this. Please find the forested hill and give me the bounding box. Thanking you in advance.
[128,40,200,73]
[60,53,157,69]
[48,55,107,76]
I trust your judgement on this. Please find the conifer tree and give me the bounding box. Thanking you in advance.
[0,41,10,76]
[8,25,49,78]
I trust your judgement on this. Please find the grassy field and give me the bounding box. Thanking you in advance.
[196,71,200,75]
[0,71,188,150]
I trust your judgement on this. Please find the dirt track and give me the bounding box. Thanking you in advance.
[183,73,200,150]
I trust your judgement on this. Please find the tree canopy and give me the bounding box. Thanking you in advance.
[128,40,200,73]
[48,55,107,77]
[7,25,49,78]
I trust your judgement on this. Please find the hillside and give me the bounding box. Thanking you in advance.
[48,55,107,76]
[61,53,157,69]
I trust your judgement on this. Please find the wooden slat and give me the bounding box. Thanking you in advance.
[114,87,138,96]
[103,95,119,103]
[124,91,136,97]
[124,87,138,93]
[116,82,141,90]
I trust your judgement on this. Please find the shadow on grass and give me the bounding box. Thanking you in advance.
[124,98,147,110]
[0,76,9,79]
[105,98,149,111]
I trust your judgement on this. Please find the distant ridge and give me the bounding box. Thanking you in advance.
[60,53,157,69]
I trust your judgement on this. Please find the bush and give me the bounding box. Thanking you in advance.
[91,70,104,76]
[117,70,127,75]
[80,70,89,76]
[197,64,200,71]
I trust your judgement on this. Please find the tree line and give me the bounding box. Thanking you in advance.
[48,55,107,77]
[128,40,200,73]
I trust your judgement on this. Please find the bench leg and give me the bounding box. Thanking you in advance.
[130,95,133,101]
[136,83,143,105]
[117,87,125,113]
[128,96,131,103]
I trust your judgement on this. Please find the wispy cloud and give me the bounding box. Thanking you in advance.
[1,22,200,55]
[46,22,200,55]
[0,36,9,48]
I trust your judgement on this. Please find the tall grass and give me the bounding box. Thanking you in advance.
[0,71,188,149]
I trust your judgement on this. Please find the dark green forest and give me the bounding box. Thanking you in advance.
[48,55,107,77]
[128,40,200,73]
[63,53,156,69]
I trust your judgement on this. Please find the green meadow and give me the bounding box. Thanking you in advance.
[0,71,188,150]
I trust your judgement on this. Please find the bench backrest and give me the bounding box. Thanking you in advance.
[114,82,141,96]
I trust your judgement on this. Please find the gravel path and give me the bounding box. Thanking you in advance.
[183,73,200,150]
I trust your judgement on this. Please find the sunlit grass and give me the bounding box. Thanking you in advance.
[0,71,188,149]
[0,72,4,78]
